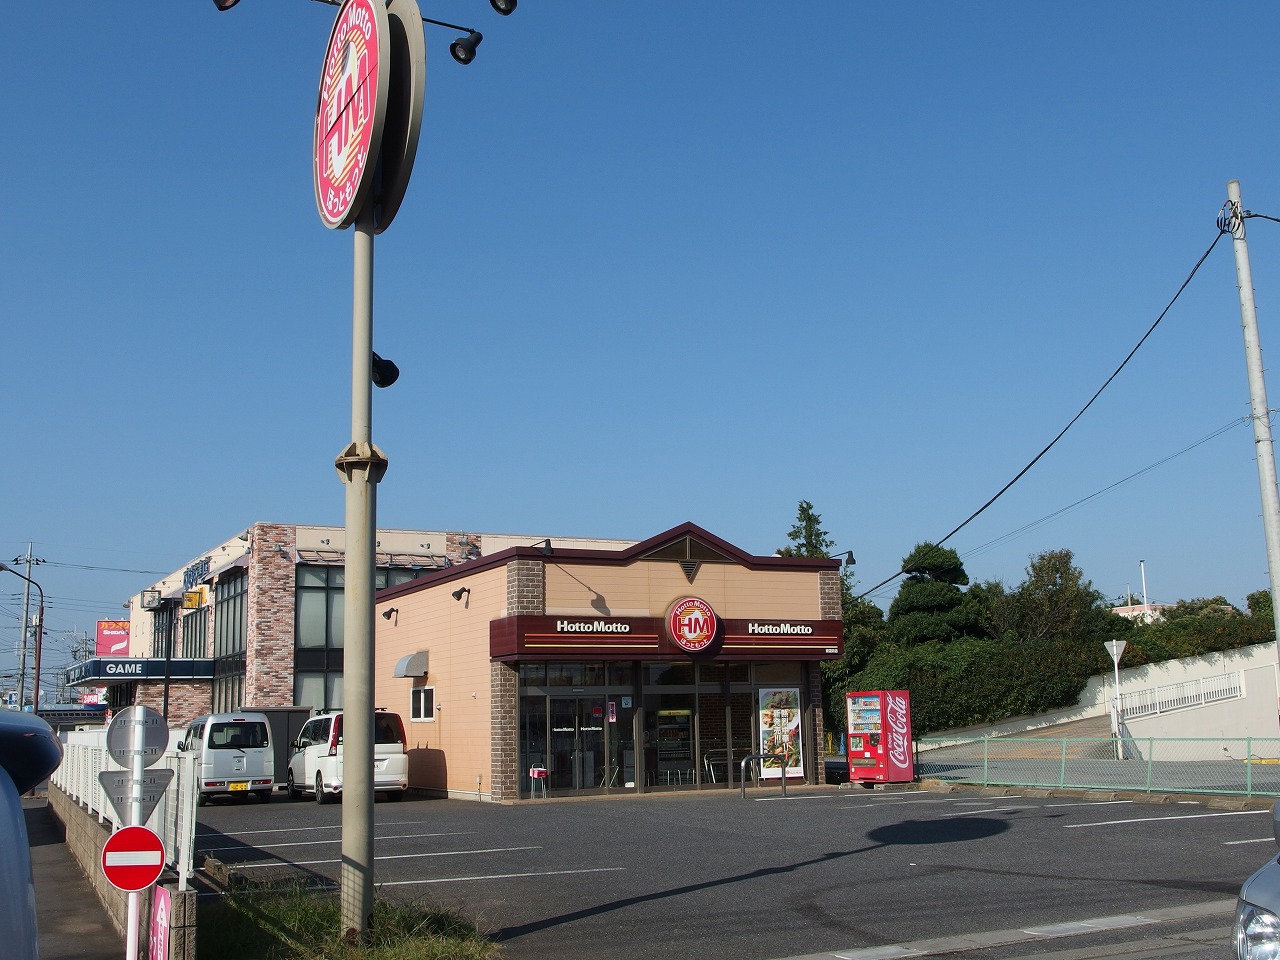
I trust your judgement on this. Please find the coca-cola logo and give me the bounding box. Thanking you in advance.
[886,692,911,771]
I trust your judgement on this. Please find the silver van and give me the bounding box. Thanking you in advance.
[181,712,275,805]
[1235,800,1280,958]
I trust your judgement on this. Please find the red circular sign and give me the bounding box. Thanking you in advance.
[101,825,165,892]
[314,0,388,229]
[667,597,718,653]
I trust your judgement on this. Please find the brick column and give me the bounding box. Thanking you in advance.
[490,661,518,800]
[245,524,297,706]
[491,560,546,800]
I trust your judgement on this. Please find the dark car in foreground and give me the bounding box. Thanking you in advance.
[0,711,64,960]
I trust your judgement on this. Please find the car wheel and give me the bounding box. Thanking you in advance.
[386,789,404,802]
[256,790,272,803]
[287,771,301,801]
[316,773,332,805]
[196,792,208,807]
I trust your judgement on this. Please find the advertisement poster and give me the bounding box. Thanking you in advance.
[96,620,130,656]
[757,688,803,780]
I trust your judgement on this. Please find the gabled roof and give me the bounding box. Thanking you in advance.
[378,521,840,602]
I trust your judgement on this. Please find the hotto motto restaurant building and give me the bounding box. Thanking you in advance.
[376,522,845,801]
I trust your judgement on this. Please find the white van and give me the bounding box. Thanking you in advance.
[181,712,275,806]
[286,709,408,803]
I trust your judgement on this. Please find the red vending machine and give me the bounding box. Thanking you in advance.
[845,690,915,783]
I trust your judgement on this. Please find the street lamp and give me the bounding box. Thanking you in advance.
[0,563,44,716]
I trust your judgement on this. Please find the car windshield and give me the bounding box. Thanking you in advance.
[209,721,269,749]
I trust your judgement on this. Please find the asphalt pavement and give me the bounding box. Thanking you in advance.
[23,797,123,960]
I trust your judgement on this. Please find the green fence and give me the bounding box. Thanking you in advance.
[915,736,1280,798]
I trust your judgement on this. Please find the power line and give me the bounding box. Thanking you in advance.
[857,227,1228,601]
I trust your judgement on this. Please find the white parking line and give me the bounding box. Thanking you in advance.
[225,845,542,869]
[1044,800,1133,808]
[200,830,470,853]
[377,867,626,887]
[1065,809,1268,828]
[940,806,1022,817]
[1225,837,1275,845]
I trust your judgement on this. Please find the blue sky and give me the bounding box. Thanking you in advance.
[6,2,1280,690]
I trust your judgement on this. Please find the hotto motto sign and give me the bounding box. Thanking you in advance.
[667,597,718,653]
[314,0,388,229]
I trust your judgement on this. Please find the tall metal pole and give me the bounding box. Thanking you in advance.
[1139,560,1148,613]
[1226,180,1280,722]
[15,542,33,708]
[336,210,385,939]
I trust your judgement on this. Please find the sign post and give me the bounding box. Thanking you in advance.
[101,705,171,960]
[313,0,423,939]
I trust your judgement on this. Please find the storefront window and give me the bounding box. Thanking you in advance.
[753,662,801,684]
[698,662,748,685]
[644,694,696,785]
[607,662,636,687]
[644,661,694,685]
[519,663,547,686]
[296,565,344,649]
[180,607,208,659]
[546,662,604,687]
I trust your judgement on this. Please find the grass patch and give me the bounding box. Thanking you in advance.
[198,885,501,960]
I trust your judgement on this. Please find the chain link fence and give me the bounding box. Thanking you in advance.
[916,735,1280,797]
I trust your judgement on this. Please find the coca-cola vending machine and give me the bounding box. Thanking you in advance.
[845,690,914,783]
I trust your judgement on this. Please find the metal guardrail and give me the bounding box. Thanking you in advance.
[739,753,788,799]
[916,735,1280,798]
[1120,672,1243,720]
[49,731,199,889]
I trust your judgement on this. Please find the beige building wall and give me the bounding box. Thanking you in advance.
[376,566,507,800]
[544,562,823,619]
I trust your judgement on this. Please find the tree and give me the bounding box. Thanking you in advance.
[778,500,837,558]
[777,501,882,732]
[886,543,980,646]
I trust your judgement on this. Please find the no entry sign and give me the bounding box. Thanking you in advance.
[101,825,165,892]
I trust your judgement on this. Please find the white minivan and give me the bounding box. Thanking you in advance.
[287,709,408,803]
[181,712,275,806]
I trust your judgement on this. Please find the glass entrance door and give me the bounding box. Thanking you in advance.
[548,696,606,792]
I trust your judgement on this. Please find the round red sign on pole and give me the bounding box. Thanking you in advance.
[314,0,389,229]
[101,825,165,893]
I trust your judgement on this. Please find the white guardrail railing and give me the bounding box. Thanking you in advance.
[49,729,199,890]
[1119,671,1243,720]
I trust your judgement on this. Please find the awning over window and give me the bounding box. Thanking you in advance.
[393,651,429,678]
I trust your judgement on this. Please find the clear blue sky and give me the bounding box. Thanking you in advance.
[6,2,1280,689]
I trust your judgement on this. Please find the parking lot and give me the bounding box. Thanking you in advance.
[193,785,1269,960]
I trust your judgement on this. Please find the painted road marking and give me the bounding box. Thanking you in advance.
[1065,809,1268,828]
[377,867,627,887]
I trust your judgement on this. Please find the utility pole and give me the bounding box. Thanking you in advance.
[13,542,43,709]
[1225,180,1280,724]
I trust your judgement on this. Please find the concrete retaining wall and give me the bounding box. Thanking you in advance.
[47,785,195,960]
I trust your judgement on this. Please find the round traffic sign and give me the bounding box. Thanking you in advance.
[101,825,165,892]
[104,705,168,768]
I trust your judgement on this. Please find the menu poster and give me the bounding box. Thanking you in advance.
[758,687,803,780]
